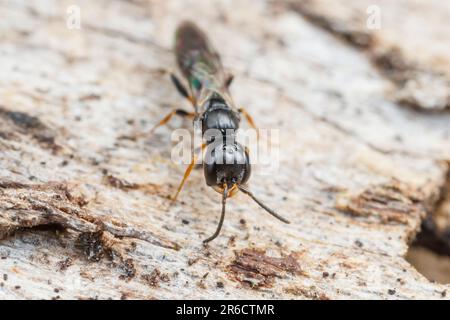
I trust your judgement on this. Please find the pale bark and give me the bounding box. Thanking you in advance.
[0,0,449,299]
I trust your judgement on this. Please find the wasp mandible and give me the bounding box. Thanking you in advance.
[151,21,290,242]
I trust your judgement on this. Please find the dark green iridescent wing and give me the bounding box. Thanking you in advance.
[174,21,227,99]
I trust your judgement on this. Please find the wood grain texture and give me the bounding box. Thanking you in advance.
[0,0,449,299]
[290,0,450,111]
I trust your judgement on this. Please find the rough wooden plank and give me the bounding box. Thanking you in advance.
[0,0,449,299]
[289,0,450,111]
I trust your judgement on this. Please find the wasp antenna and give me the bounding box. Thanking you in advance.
[238,186,290,224]
[203,185,228,243]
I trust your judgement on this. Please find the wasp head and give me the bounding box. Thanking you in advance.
[203,142,251,195]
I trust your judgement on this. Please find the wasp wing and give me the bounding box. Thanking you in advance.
[175,21,233,107]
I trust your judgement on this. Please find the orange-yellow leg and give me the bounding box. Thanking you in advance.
[171,143,206,201]
[227,183,239,197]
[171,154,197,201]
[149,109,195,135]
[239,107,259,141]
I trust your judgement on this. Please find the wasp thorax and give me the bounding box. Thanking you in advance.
[201,98,240,142]
[204,142,251,190]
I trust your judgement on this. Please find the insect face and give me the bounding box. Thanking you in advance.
[203,142,251,192]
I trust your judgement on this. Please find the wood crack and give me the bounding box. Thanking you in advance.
[0,180,180,250]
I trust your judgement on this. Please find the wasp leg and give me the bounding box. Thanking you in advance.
[238,107,257,130]
[225,74,234,88]
[238,107,259,140]
[171,143,206,201]
[118,109,194,141]
[170,73,196,107]
[148,109,195,135]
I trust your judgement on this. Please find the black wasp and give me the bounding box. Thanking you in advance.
[151,21,290,242]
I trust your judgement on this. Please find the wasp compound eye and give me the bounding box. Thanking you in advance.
[203,142,250,189]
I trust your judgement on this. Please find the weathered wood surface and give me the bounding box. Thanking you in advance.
[0,0,449,299]
[291,0,450,111]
